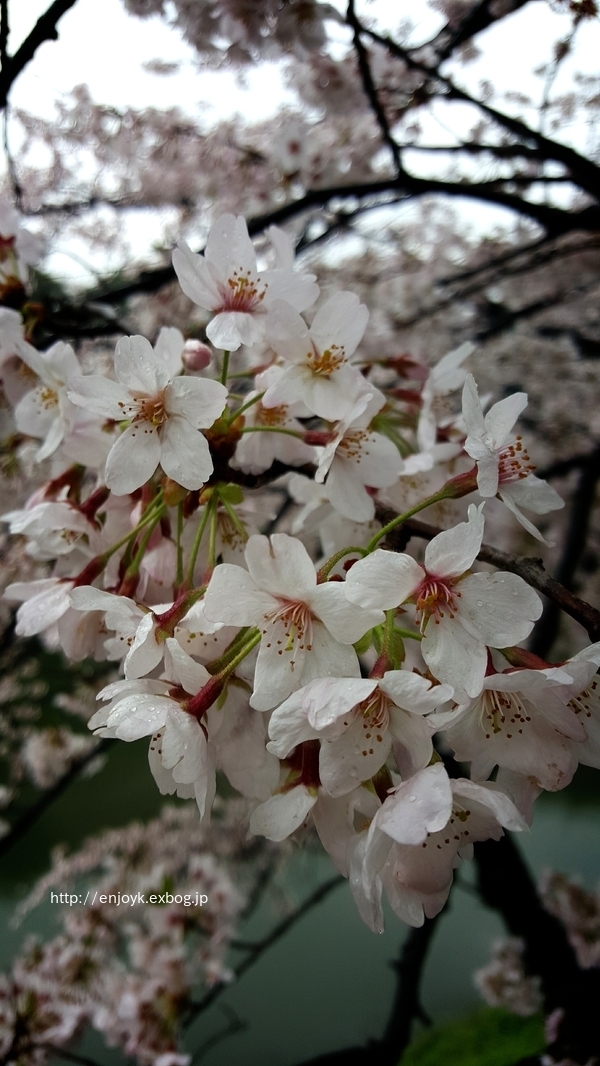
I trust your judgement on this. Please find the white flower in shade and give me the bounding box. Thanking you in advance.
[267,671,453,796]
[172,215,318,351]
[261,292,372,420]
[1,501,100,561]
[14,341,80,460]
[443,666,588,791]
[5,578,74,637]
[315,391,404,522]
[68,334,228,495]
[417,342,474,452]
[344,505,542,700]
[462,374,563,543]
[89,640,215,818]
[231,367,315,475]
[0,307,24,365]
[351,763,526,931]
[69,586,171,679]
[203,533,383,711]
[560,642,600,770]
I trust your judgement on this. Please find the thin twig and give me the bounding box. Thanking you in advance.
[0,739,113,861]
[183,875,344,1026]
[346,0,402,174]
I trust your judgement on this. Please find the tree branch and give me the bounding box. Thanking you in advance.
[0,0,79,109]
[183,875,344,1026]
[530,443,600,656]
[475,832,600,1063]
[346,0,402,173]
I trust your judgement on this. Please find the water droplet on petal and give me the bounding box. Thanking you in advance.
[409,795,416,802]
[476,600,484,607]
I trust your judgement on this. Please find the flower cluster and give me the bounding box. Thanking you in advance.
[1,802,273,1066]
[1,212,598,933]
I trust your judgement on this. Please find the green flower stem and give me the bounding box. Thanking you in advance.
[231,390,265,422]
[175,502,184,588]
[365,487,453,554]
[221,350,230,385]
[186,501,213,587]
[219,629,261,680]
[207,496,219,573]
[99,493,165,565]
[220,495,248,540]
[123,511,163,581]
[238,425,304,438]
[317,545,368,582]
[206,626,252,675]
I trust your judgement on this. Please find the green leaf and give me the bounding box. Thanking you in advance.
[400,1008,545,1066]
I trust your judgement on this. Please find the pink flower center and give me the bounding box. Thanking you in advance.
[219,269,266,313]
[497,436,535,484]
[414,575,460,630]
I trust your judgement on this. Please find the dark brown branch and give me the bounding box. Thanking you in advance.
[287,916,441,1066]
[362,25,600,199]
[0,0,79,109]
[377,511,600,643]
[530,443,600,656]
[346,0,402,173]
[424,0,535,63]
[475,833,600,1063]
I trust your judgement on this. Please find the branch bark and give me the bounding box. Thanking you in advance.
[0,0,79,108]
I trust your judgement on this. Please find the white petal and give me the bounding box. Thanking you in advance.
[154,326,185,377]
[115,335,169,392]
[424,504,485,578]
[67,375,131,419]
[204,564,276,625]
[207,311,263,351]
[309,291,369,359]
[458,572,542,647]
[245,533,316,599]
[484,392,528,447]
[310,581,382,642]
[172,239,221,309]
[379,671,454,714]
[422,614,486,698]
[320,717,392,797]
[105,423,161,495]
[305,677,376,730]
[160,417,213,490]
[376,763,453,845]
[249,786,317,841]
[344,550,423,611]
[167,376,227,428]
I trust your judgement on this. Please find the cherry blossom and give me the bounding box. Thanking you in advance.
[14,341,80,461]
[462,374,564,543]
[68,334,228,494]
[344,505,543,699]
[314,392,404,522]
[203,532,383,710]
[172,215,318,351]
[261,292,372,420]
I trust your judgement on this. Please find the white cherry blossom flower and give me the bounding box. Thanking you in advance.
[261,292,372,420]
[5,577,75,637]
[417,342,474,452]
[443,666,588,791]
[344,505,542,699]
[14,341,80,460]
[352,763,526,930]
[315,391,404,521]
[462,374,563,543]
[172,215,318,351]
[1,501,100,561]
[89,640,216,818]
[267,672,453,796]
[203,532,383,711]
[68,334,228,495]
[231,366,315,475]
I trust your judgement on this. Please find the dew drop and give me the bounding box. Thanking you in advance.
[476,600,484,607]
[409,795,416,802]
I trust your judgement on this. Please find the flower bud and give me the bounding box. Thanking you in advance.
[183,339,212,372]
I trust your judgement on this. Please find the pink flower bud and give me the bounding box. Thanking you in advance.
[183,339,212,371]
